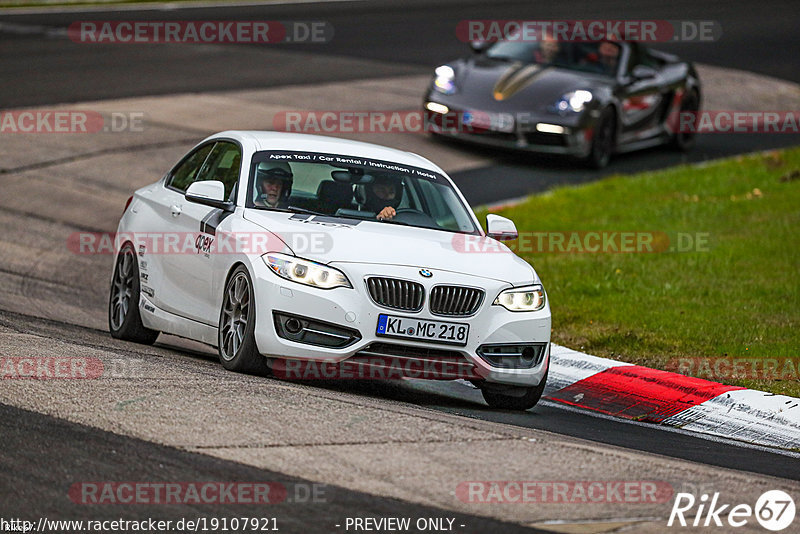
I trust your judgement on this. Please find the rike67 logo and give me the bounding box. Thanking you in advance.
[668,490,795,531]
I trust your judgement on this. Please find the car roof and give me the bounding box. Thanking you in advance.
[206,131,447,176]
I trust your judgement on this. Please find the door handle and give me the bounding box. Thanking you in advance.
[170,204,182,217]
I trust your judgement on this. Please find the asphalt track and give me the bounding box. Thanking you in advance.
[2,0,799,205]
[0,402,548,533]
[1,0,799,107]
[1,0,800,530]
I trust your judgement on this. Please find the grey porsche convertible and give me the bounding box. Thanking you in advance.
[423,38,701,168]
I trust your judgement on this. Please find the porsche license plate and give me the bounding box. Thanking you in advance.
[461,110,515,133]
[376,314,469,346]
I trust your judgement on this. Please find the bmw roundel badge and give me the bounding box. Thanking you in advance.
[419,269,433,278]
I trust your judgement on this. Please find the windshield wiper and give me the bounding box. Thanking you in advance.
[375,218,410,226]
[287,206,325,216]
[257,206,326,216]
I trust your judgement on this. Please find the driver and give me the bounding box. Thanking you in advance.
[597,41,620,75]
[364,173,403,220]
[534,32,560,64]
[254,161,293,208]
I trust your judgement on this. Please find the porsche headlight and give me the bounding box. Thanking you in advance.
[493,285,546,312]
[433,65,457,95]
[264,253,351,289]
[555,90,593,112]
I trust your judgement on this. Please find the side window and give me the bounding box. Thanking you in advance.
[194,141,242,200]
[167,144,214,192]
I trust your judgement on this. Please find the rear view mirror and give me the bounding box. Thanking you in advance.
[486,214,518,241]
[331,171,374,184]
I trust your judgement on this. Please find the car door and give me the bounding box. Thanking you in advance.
[161,140,242,325]
[617,44,667,143]
[134,142,215,317]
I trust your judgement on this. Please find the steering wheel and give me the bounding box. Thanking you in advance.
[390,208,437,227]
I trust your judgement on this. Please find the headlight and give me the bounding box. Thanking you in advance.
[493,285,546,312]
[263,253,352,289]
[433,65,457,95]
[555,90,593,112]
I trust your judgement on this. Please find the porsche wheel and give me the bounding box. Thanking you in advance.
[218,266,270,375]
[481,367,548,411]
[673,90,700,152]
[108,243,159,344]
[585,107,615,169]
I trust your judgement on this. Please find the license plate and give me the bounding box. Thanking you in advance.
[376,314,469,346]
[462,110,515,133]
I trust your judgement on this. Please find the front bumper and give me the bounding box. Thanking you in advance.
[251,260,551,387]
[423,97,597,157]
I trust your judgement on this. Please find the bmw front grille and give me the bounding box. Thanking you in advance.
[366,277,425,312]
[429,285,484,316]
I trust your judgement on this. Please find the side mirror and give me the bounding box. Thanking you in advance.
[470,40,492,54]
[185,180,234,211]
[486,214,518,241]
[631,65,657,80]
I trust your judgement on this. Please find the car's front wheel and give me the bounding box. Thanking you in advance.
[584,107,615,169]
[218,266,270,375]
[108,243,159,344]
[480,367,548,411]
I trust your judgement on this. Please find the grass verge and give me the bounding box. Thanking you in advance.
[486,148,800,397]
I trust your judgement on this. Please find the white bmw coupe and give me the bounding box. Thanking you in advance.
[109,131,551,410]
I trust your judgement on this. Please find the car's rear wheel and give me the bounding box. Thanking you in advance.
[585,107,615,169]
[480,366,548,411]
[672,89,699,151]
[218,266,270,375]
[108,243,159,344]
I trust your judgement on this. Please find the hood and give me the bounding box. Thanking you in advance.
[243,210,535,284]
[448,56,610,112]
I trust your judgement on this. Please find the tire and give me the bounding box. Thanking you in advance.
[108,243,159,344]
[585,107,615,169]
[218,266,270,375]
[672,89,699,152]
[481,366,548,411]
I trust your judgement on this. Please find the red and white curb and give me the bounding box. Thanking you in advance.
[543,344,800,450]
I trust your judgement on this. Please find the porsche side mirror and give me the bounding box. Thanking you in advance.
[631,65,657,80]
[486,214,518,241]
[470,40,492,54]
[185,180,234,211]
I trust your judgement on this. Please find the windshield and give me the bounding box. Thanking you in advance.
[486,40,622,77]
[247,151,480,235]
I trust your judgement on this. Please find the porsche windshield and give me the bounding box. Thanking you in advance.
[247,151,479,235]
[486,40,622,76]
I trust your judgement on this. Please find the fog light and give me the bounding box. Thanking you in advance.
[477,343,547,369]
